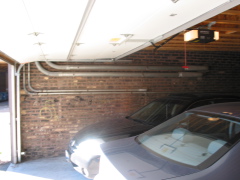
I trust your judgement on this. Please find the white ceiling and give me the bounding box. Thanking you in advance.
[0,0,239,64]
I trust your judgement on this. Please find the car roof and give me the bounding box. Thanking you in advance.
[168,93,240,99]
[190,102,240,119]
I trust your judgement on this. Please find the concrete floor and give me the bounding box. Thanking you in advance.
[0,156,89,180]
[0,102,89,179]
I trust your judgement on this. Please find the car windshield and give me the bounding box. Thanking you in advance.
[136,111,240,169]
[127,98,189,126]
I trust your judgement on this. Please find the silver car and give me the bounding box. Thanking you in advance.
[65,94,240,179]
[95,102,240,180]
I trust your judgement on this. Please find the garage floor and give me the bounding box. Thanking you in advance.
[0,156,88,180]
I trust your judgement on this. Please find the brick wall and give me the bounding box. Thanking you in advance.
[20,50,240,160]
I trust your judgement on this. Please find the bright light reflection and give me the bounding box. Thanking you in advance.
[0,171,53,180]
[0,112,11,162]
[75,139,104,158]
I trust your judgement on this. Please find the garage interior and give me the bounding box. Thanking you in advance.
[0,0,240,166]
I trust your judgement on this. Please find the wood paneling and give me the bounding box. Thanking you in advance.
[145,5,240,52]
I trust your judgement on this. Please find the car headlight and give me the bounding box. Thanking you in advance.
[74,139,105,159]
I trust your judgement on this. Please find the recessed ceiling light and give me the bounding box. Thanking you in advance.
[170,13,177,17]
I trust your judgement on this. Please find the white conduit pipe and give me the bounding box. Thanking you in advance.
[45,61,208,71]
[46,59,133,63]
[16,64,24,163]
[24,63,204,96]
[35,62,203,78]
[24,65,147,95]
[23,69,197,95]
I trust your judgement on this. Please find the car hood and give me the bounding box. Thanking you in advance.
[99,137,199,180]
[73,118,152,144]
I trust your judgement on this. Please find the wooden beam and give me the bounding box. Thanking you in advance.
[204,19,240,25]
[225,31,237,34]
[0,51,18,65]
[221,10,240,16]
[144,46,240,51]
[145,41,240,51]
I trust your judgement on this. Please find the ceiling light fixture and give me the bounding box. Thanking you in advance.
[109,34,133,46]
